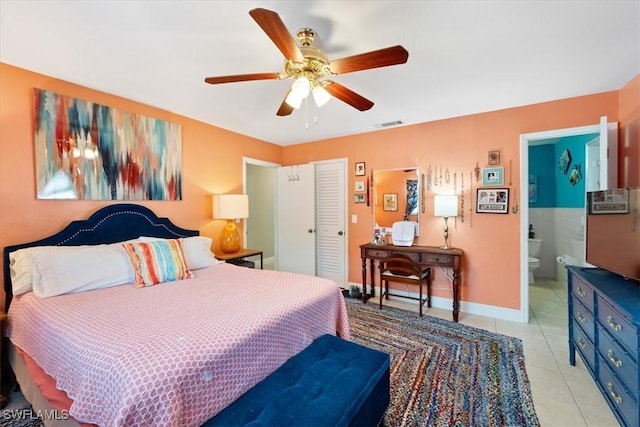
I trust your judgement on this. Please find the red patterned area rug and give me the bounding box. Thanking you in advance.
[345,299,540,427]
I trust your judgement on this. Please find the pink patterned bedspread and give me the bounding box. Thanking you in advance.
[7,263,350,426]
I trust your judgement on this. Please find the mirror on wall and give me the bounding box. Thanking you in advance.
[373,168,420,236]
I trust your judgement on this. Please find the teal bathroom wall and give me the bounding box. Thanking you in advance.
[529,133,597,208]
[529,144,555,207]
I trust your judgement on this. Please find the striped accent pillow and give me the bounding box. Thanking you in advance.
[122,240,193,287]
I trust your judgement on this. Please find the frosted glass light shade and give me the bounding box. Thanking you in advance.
[312,85,331,107]
[434,195,459,217]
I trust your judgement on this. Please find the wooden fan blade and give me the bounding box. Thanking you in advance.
[324,81,374,111]
[204,73,280,85]
[249,8,304,63]
[277,90,294,116]
[329,45,409,75]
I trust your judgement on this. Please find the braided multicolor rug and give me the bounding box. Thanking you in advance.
[346,299,540,427]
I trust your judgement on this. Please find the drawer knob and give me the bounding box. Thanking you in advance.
[606,315,622,332]
[577,337,587,350]
[607,349,623,368]
[577,312,586,324]
[606,382,623,404]
[577,287,586,297]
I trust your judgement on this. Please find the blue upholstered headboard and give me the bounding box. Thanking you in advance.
[2,203,199,310]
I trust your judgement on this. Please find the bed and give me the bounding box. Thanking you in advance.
[2,204,350,427]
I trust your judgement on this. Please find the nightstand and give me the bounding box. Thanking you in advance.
[214,248,263,269]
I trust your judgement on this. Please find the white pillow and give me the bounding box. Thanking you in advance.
[31,244,135,298]
[8,239,141,296]
[9,247,44,295]
[139,236,221,270]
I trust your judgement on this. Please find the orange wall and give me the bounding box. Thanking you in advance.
[282,90,625,310]
[0,63,282,301]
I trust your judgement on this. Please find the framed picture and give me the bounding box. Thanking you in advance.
[355,162,366,176]
[588,188,629,214]
[482,167,504,186]
[354,194,366,203]
[383,193,398,211]
[476,188,509,214]
[488,150,500,166]
[354,181,365,192]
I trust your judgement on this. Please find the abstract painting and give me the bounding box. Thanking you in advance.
[34,88,182,200]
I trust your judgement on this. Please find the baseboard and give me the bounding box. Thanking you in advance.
[347,281,524,323]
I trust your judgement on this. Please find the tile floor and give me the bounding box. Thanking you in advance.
[5,277,620,426]
[374,276,620,426]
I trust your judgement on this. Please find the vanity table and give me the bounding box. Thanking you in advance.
[360,243,464,322]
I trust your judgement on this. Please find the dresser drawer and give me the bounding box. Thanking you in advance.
[572,297,595,342]
[572,318,596,373]
[598,296,638,360]
[598,323,638,395]
[598,353,639,427]
[571,275,595,313]
[420,253,452,265]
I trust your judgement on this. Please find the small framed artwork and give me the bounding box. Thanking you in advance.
[354,194,366,203]
[482,167,504,186]
[354,181,365,192]
[355,162,366,176]
[588,188,629,214]
[383,193,398,211]
[488,150,500,165]
[476,188,509,214]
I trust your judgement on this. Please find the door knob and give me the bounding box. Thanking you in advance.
[338,231,344,235]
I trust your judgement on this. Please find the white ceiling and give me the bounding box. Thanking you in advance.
[1,1,638,147]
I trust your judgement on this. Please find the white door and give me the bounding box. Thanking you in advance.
[315,161,347,286]
[276,164,316,274]
[599,116,618,190]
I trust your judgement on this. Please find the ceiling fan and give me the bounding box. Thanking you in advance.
[204,8,409,116]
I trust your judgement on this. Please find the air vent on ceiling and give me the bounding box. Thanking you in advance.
[375,120,404,129]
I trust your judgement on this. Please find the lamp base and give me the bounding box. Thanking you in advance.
[219,219,241,253]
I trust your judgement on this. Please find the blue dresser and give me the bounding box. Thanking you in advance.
[568,266,640,427]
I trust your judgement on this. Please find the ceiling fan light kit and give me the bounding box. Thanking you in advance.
[204,8,409,117]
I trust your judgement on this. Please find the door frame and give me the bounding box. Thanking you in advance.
[518,120,616,323]
[243,157,280,264]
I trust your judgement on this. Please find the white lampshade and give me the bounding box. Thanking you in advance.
[434,195,459,217]
[213,194,249,219]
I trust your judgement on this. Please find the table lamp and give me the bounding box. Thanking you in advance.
[213,194,249,253]
[434,195,459,250]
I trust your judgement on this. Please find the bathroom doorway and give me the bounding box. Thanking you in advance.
[518,117,618,323]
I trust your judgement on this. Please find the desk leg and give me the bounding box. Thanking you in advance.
[452,267,461,322]
[361,257,367,303]
[370,259,376,299]
[260,253,263,269]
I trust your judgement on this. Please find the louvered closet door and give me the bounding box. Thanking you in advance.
[276,164,316,275]
[315,161,347,287]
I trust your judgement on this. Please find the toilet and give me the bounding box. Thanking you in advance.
[528,238,542,284]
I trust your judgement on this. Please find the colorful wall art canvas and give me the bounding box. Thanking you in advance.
[34,88,183,200]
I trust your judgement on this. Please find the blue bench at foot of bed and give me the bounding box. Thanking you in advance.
[204,334,390,427]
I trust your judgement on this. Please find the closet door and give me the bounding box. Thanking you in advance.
[315,161,347,287]
[276,164,316,275]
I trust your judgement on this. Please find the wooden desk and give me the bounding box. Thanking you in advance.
[360,243,463,322]
[214,248,263,269]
